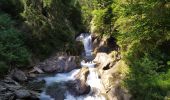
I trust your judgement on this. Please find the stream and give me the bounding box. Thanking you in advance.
[39,33,106,100]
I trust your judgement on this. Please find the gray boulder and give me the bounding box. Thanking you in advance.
[35,56,80,73]
[46,83,67,100]
[66,79,91,95]
[15,89,31,99]
[11,69,27,82]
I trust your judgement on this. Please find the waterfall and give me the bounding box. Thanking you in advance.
[76,33,93,57]
[39,33,106,100]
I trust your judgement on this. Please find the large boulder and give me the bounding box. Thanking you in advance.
[66,79,90,95]
[10,69,27,82]
[34,55,80,73]
[15,89,31,99]
[45,83,67,100]
[93,53,113,70]
[15,89,39,99]
[75,67,89,81]
[66,67,90,95]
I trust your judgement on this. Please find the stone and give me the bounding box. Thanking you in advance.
[75,67,89,81]
[66,79,91,95]
[0,85,6,92]
[26,80,45,92]
[15,89,31,99]
[3,92,15,100]
[29,67,44,74]
[64,67,90,96]
[35,55,80,73]
[93,53,113,70]
[11,69,27,82]
[46,83,67,100]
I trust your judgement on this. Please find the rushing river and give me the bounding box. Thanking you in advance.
[39,33,106,100]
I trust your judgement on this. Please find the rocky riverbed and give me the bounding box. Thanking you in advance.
[0,36,131,100]
[0,52,131,100]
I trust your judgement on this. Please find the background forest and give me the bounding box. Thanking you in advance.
[0,0,170,99]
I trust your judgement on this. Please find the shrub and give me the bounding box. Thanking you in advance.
[0,13,31,70]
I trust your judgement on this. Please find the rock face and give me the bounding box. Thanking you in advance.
[93,53,113,70]
[34,55,80,73]
[92,48,130,100]
[10,68,27,82]
[92,36,119,54]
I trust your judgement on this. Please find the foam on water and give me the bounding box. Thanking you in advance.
[40,33,106,100]
[39,92,55,100]
[81,60,96,68]
[86,68,104,91]
[76,33,93,57]
[43,69,80,85]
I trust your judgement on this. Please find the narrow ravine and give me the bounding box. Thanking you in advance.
[39,33,106,100]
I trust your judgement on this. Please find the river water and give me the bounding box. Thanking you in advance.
[39,33,106,100]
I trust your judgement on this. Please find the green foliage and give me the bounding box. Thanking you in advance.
[43,0,52,7]
[0,0,23,18]
[0,13,31,69]
[126,51,170,100]
[78,0,115,35]
[111,0,170,99]
[78,0,170,99]
[21,0,84,58]
[0,0,84,76]
[91,7,114,35]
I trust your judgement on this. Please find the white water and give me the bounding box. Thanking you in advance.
[43,69,80,86]
[76,33,93,57]
[40,33,106,100]
[40,66,106,100]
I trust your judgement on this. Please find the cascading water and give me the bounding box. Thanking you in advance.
[39,33,106,100]
[76,33,93,58]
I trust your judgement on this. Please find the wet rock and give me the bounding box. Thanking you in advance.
[46,83,67,100]
[15,89,39,99]
[3,92,15,100]
[10,69,27,82]
[26,80,45,92]
[0,85,7,92]
[2,77,22,91]
[75,67,89,81]
[64,56,80,72]
[15,89,31,99]
[29,91,40,100]
[67,67,90,95]
[0,76,39,100]
[67,79,90,95]
[35,56,80,73]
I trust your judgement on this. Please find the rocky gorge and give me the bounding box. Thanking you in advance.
[0,34,131,100]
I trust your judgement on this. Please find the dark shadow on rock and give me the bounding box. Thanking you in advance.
[46,83,67,100]
[66,79,91,96]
